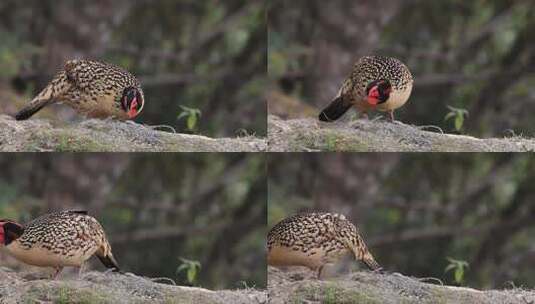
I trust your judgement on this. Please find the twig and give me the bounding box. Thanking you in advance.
[151,277,177,285]
[418,277,444,286]
[418,125,444,134]
[149,125,177,133]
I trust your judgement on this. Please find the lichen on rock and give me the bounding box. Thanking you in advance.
[0,268,267,304]
[0,115,266,152]
[268,115,535,152]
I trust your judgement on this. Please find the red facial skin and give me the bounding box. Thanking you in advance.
[0,222,6,244]
[366,85,391,106]
[367,86,381,106]
[127,97,138,119]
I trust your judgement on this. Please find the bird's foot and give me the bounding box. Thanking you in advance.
[373,267,386,274]
[50,266,63,280]
[77,262,87,279]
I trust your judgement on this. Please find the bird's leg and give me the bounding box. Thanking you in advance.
[51,266,63,280]
[78,262,87,278]
[388,110,395,122]
[316,265,324,280]
[373,267,385,274]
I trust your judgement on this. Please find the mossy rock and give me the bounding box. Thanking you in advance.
[268,115,535,152]
[0,115,266,152]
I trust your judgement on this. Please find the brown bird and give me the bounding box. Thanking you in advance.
[14,59,144,120]
[0,210,119,279]
[319,56,413,122]
[267,212,380,279]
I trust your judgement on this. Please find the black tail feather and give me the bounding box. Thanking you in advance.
[97,254,120,272]
[14,100,52,120]
[363,256,381,271]
[318,96,352,122]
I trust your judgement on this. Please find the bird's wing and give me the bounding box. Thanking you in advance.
[64,60,96,90]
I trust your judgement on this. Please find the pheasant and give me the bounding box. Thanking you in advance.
[14,59,144,120]
[319,56,413,122]
[267,212,380,279]
[0,210,119,279]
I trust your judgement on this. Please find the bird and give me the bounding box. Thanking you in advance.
[319,55,413,122]
[267,212,381,279]
[0,210,119,279]
[14,59,144,121]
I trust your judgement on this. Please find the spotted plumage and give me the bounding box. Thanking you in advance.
[267,212,380,278]
[15,59,144,120]
[0,210,119,279]
[319,56,413,122]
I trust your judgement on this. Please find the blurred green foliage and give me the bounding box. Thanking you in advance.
[445,257,469,285]
[444,105,469,133]
[176,257,202,285]
[177,105,202,132]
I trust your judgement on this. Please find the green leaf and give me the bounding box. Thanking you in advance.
[455,115,463,131]
[454,268,463,283]
[177,112,189,120]
[176,264,188,274]
[187,115,197,130]
[187,267,196,283]
[444,264,456,273]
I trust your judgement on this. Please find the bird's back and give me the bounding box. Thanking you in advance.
[64,59,140,91]
[268,212,355,268]
[349,56,413,97]
[12,211,107,267]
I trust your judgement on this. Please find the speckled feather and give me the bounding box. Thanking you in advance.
[16,59,143,120]
[6,210,117,270]
[339,56,413,101]
[17,211,106,255]
[267,212,380,271]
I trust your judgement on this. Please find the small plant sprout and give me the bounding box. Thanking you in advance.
[176,257,201,285]
[444,257,469,285]
[444,105,469,132]
[177,105,202,132]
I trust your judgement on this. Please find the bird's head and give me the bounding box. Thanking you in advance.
[121,87,144,119]
[365,80,391,106]
[0,220,24,246]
